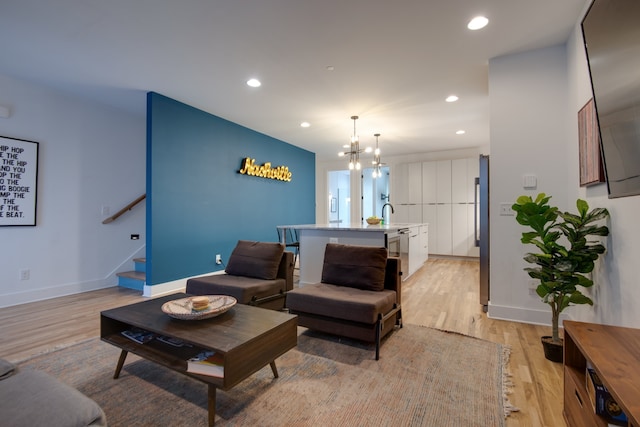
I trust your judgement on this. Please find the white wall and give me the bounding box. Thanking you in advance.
[566,21,640,328]
[487,45,571,325]
[0,74,146,307]
[488,14,640,329]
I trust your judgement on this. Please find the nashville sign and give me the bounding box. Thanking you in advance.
[238,157,292,182]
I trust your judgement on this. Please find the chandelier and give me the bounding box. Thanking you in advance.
[371,133,383,178]
[338,115,371,170]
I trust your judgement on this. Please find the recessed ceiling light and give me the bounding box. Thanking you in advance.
[446,95,459,103]
[326,66,335,71]
[456,130,466,135]
[300,122,311,128]
[246,78,261,88]
[467,16,489,30]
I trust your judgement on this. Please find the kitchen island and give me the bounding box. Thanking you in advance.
[277,223,428,286]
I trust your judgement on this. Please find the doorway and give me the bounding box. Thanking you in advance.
[361,166,390,221]
[327,169,350,224]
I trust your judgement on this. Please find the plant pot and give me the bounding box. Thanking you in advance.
[541,336,563,363]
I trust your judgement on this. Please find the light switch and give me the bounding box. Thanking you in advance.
[523,174,537,189]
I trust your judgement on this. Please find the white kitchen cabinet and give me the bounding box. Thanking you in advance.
[392,163,409,204]
[391,162,421,224]
[452,159,469,203]
[436,160,452,204]
[420,224,429,262]
[407,162,422,204]
[393,204,410,223]
[398,157,478,258]
[408,204,422,223]
[422,158,478,257]
[452,204,470,256]
[436,204,452,255]
[408,226,422,277]
[422,204,437,254]
[421,161,437,203]
[451,158,479,256]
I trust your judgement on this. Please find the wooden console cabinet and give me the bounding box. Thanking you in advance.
[563,320,640,426]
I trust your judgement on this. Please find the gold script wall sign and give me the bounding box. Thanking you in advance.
[238,157,292,182]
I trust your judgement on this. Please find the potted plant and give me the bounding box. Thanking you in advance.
[511,193,609,362]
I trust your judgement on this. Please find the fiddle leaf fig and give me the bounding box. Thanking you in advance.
[513,194,609,344]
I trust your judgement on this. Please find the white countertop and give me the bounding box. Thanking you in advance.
[277,223,426,232]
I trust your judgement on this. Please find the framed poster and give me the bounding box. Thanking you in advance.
[578,98,605,187]
[0,136,39,226]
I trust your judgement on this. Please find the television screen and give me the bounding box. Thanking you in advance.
[581,0,640,198]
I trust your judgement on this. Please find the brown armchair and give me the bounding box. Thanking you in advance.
[285,243,402,360]
[186,240,294,310]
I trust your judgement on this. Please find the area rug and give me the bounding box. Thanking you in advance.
[18,324,515,426]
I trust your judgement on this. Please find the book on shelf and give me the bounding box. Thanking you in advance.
[187,350,224,378]
[121,328,155,344]
[586,364,628,426]
[156,335,190,347]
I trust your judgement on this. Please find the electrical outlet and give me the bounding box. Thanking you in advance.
[215,254,222,265]
[101,205,110,216]
[329,237,338,243]
[19,269,30,281]
[528,280,539,296]
[499,203,514,216]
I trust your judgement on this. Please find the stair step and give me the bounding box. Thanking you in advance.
[117,270,145,291]
[117,271,146,280]
[133,258,146,273]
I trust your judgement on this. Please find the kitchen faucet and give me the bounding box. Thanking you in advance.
[381,203,395,224]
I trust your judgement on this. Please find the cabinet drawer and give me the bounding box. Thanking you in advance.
[564,368,605,427]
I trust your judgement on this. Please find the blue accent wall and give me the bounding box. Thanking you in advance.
[146,92,315,285]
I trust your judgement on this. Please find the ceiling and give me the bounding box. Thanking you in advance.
[0,0,587,161]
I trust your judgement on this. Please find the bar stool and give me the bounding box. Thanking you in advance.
[277,227,300,268]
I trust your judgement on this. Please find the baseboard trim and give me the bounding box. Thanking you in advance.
[487,302,569,326]
[0,279,113,308]
[143,270,225,297]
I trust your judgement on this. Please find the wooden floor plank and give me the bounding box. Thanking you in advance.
[0,259,565,426]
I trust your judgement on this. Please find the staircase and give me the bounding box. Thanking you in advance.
[116,258,146,291]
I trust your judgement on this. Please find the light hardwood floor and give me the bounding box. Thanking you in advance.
[0,258,564,426]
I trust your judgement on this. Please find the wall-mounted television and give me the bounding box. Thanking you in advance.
[581,0,640,198]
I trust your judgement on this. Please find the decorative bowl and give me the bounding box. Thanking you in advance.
[366,217,381,225]
[161,295,237,320]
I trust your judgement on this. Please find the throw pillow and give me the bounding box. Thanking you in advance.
[225,240,285,280]
[321,243,388,291]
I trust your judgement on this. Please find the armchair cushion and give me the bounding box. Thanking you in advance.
[225,240,284,280]
[286,283,396,324]
[321,243,388,291]
[186,274,285,305]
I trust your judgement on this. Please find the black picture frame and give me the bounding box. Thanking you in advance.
[0,136,39,226]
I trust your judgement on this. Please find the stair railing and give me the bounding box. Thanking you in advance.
[102,194,146,224]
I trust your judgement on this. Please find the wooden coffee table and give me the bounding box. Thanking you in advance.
[100,293,297,426]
